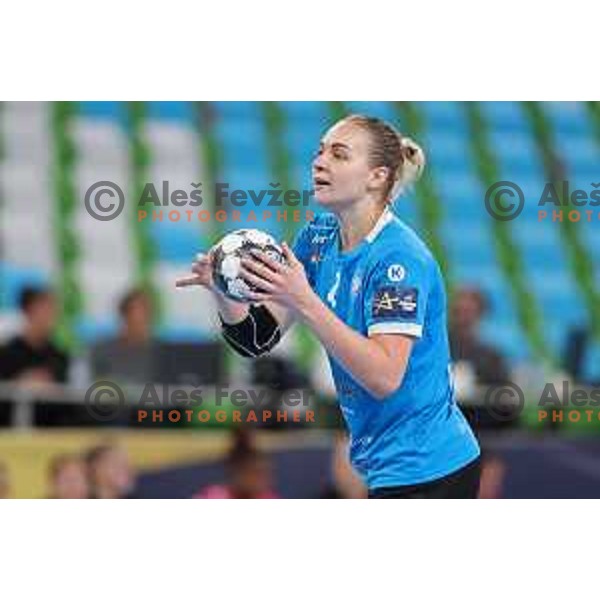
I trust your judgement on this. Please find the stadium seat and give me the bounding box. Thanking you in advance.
[423,132,473,171]
[479,318,530,361]
[344,101,396,122]
[542,102,591,136]
[279,101,329,124]
[480,102,529,132]
[551,132,600,176]
[488,130,545,179]
[150,221,208,263]
[79,101,127,122]
[213,101,263,120]
[215,118,268,170]
[146,101,196,123]
[420,102,468,132]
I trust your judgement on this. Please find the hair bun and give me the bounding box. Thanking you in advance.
[392,136,426,198]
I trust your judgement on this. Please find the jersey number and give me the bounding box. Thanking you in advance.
[327,271,341,308]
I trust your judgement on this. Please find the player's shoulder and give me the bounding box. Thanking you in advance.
[294,211,339,249]
[303,211,339,236]
[370,210,436,272]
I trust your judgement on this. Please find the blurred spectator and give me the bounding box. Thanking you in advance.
[449,287,513,430]
[194,429,279,499]
[86,443,136,499]
[321,430,367,499]
[478,453,506,499]
[252,356,313,429]
[90,289,157,385]
[48,454,90,499]
[564,327,600,387]
[0,461,10,499]
[449,287,510,385]
[0,286,73,427]
[0,287,69,385]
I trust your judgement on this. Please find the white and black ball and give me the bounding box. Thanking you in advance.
[211,229,286,302]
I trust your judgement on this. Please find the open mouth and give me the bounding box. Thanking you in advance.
[313,176,332,188]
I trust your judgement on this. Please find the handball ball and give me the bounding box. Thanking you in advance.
[211,229,286,302]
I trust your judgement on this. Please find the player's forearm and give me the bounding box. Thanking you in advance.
[297,293,404,399]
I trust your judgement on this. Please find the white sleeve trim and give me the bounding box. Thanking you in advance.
[368,322,423,338]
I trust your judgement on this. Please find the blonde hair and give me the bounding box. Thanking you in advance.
[343,114,426,202]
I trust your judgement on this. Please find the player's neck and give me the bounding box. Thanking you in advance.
[337,199,386,252]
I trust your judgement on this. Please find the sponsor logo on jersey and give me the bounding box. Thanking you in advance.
[372,286,418,319]
[387,264,406,282]
[311,233,330,245]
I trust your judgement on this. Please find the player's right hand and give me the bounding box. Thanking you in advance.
[175,252,215,290]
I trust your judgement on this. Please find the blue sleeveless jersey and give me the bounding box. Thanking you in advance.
[293,208,480,488]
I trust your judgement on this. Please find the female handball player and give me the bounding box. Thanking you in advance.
[177,114,481,499]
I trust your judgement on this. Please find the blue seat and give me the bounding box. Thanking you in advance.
[394,199,419,229]
[158,324,214,343]
[480,102,528,131]
[520,176,551,211]
[280,101,329,123]
[519,242,566,271]
[216,117,265,143]
[78,101,126,122]
[581,343,600,384]
[581,222,600,255]
[440,220,488,249]
[512,219,560,248]
[151,221,209,263]
[485,278,522,321]
[543,102,591,136]
[538,289,586,323]
[285,125,320,166]
[527,264,588,325]
[545,324,570,357]
[419,102,468,133]
[479,318,530,362]
[424,131,472,171]
[76,317,118,344]
[449,239,499,281]
[436,171,486,215]
[535,294,585,338]
[551,131,600,175]
[214,101,262,120]
[489,130,544,178]
[344,101,396,122]
[146,101,195,123]
[560,166,600,190]
[219,165,273,192]
[289,164,315,196]
[452,256,500,284]
[214,166,289,239]
[216,119,268,170]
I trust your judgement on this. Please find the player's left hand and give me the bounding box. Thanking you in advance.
[239,242,316,313]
